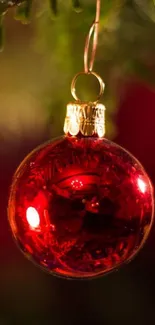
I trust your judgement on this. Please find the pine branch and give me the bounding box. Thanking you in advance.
[49,0,58,15]
[0,0,25,14]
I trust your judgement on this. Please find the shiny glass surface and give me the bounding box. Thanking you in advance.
[8,136,154,278]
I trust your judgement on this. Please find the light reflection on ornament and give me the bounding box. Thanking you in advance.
[26,207,40,229]
[71,179,83,190]
[137,177,146,194]
[51,224,56,231]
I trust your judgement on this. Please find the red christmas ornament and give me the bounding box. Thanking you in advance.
[8,0,154,279]
[8,134,154,279]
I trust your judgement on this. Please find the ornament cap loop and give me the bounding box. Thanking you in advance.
[71,71,105,102]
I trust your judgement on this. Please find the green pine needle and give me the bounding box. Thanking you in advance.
[72,0,82,13]
[15,0,32,24]
[49,0,57,16]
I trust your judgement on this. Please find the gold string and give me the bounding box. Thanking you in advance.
[84,0,101,73]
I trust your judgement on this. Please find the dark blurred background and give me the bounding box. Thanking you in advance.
[1,1,155,324]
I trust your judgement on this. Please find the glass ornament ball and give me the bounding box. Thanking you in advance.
[8,136,154,279]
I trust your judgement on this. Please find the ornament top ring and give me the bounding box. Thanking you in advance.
[71,71,105,102]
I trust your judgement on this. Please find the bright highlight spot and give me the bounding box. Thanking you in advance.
[26,207,40,228]
[71,179,83,190]
[137,178,146,194]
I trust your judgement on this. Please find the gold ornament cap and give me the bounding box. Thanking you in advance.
[64,101,105,138]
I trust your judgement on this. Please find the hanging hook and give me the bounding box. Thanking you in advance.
[84,0,101,73]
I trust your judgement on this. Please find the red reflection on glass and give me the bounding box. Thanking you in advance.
[26,207,40,229]
[137,177,146,194]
